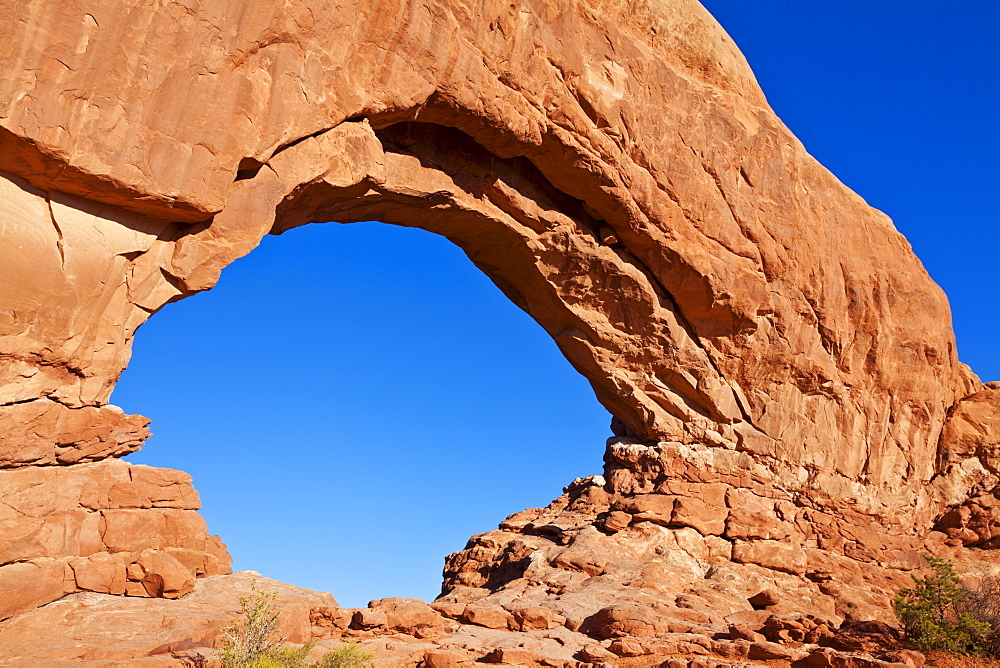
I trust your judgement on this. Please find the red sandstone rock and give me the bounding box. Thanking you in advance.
[422,649,470,668]
[0,401,149,469]
[367,598,450,637]
[550,548,607,576]
[0,572,336,664]
[460,605,514,631]
[728,624,766,643]
[748,640,807,661]
[352,608,387,630]
[69,552,128,595]
[732,540,807,575]
[0,559,71,621]
[0,0,998,664]
[134,550,196,599]
[510,606,563,631]
[586,604,667,639]
[748,589,780,609]
[599,510,632,533]
[0,459,230,619]
[0,0,984,530]
[884,649,925,667]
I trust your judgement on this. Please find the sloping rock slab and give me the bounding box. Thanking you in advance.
[0,571,336,667]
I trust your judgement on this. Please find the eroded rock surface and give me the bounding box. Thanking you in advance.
[0,572,332,667]
[0,0,999,664]
[0,459,231,620]
[0,481,958,667]
[0,0,985,512]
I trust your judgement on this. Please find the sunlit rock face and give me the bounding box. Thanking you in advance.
[1,0,998,663]
[0,459,232,621]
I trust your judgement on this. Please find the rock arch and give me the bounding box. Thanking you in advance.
[1,0,974,508]
[1,0,999,658]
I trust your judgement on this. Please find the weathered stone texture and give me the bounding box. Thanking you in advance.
[0,0,988,523]
[0,459,231,620]
[0,572,335,666]
[0,0,999,664]
[0,399,148,468]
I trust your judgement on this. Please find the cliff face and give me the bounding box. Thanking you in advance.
[1,0,998,664]
[0,0,979,500]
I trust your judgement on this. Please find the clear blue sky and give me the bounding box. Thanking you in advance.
[113,2,999,607]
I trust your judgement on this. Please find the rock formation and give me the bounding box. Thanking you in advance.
[0,458,232,621]
[0,0,997,665]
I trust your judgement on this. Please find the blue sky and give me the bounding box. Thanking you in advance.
[115,223,612,606]
[113,2,999,607]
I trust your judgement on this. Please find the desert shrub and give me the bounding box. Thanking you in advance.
[217,639,372,668]
[956,575,1000,656]
[215,582,373,667]
[217,582,325,667]
[218,582,283,666]
[893,556,990,654]
[318,643,376,668]
[251,643,317,668]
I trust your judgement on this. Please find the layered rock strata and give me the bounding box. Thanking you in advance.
[0,0,998,664]
[0,468,968,667]
[0,459,232,620]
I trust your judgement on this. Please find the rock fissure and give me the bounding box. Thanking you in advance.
[44,193,67,271]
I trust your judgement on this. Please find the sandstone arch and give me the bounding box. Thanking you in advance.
[2,0,1000,659]
[1,0,978,512]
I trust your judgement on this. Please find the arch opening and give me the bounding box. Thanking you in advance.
[1,0,996,652]
[113,219,611,607]
[248,116,743,444]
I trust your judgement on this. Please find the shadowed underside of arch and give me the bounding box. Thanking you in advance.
[0,0,980,510]
[2,0,1000,661]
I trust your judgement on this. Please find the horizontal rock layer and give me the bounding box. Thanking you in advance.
[0,459,232,620]
[0,399,148,468]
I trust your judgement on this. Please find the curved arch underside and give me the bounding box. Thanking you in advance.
[8,0,1000,657]
[0,0,983,523]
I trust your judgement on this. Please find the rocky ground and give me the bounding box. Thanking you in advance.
[5,434,1000,667]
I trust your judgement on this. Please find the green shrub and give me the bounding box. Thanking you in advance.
[318,643,376,668]
[893,555,991,654]
[218,582,283,666]
[214,582,373,668]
